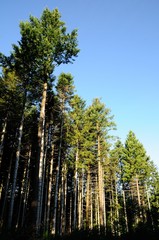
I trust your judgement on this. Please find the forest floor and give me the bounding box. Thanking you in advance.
[1,227,159,240]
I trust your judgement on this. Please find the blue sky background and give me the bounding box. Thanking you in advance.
[1,0,159,168]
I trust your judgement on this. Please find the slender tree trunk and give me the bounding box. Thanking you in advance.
[73,147,78,230]
[0,115,7,169]
[21,148,31,227]
[59,164,65,236]
[90,184,93,229]
[110,190,114,235]
[136,176,141,206]
[78,170,84,230]
[69,193,72,234]
[8,110,25,229]
[86,166,90,228]
[0,153,13,229]
[61,163,67,235]
[102,167,107,234]
[16,147,31,228]
[43,125,53,232]
[115,182,120,236]
[16,158,28,228]
[0,116,7,204]
[122,190,129,233]
[46,144,54,233]
[36,81,47,232]
[51,116,64,235]
[43,161,49,234]
[95,174,100,229]
[97,128,104,227]
[146,184,154,230]
[78,174,82,230]
[136,175,142,222]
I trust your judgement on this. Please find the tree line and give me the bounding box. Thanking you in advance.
[0,8,159,239]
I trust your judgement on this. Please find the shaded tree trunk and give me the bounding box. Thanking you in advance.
[8,110,25,229]
[51,116,64,235]
[45,144,54,233]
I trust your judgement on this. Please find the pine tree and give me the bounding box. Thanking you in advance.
[122,131,151,231]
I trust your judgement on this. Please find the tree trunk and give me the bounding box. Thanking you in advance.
[46,144,54,233]
[122,190,129,233]
[97,128,104,227]
[16,147,31,228]
[51,116,64,235]
[21,148,31,227]
[0,115,7,169]
[73,147,78,230]
[136,175,142,222]
[61,162,67,235]
[78,174,82,230]
[36,81,47,232]
[8,111,25,229]
[110,190,114,235]
[95,174,100,229]
[86,166,90,228]
[0,153,13,229]
[115,182,120,236]
[78,169,84,229]
[146,184,154,230]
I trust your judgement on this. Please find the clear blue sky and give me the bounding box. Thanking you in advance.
[1,0,159,168]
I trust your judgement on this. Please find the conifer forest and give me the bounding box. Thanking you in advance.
[0,8,159,240]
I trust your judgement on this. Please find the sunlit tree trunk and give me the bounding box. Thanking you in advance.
[122,190,129,233]
[59,162,67,236]
[78,173,82,230]
[78,169,84,229]
[146,183,154,230]
[97,128,104,227]
[36,81,47,232]
[73,147,78,230]
[115,182,120,236]
[95,174,100,229]
[0,115,7,169]
[86,166,90,228]
[90,184,93,229]
[103,170,106,234]
[136,175,142,222]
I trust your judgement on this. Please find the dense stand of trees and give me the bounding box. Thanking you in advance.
[0,8,159,240]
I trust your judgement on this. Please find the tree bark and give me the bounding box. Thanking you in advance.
[36,81,47,232]
[8,111,25,229]
[0,153,13,229]
[122,190,129,233]
[73,147,78,230]
[51,116,64,235]
[86,166,90,228]
[0,115,7,169]
[46,144,54,233]
[97,127,104,227]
